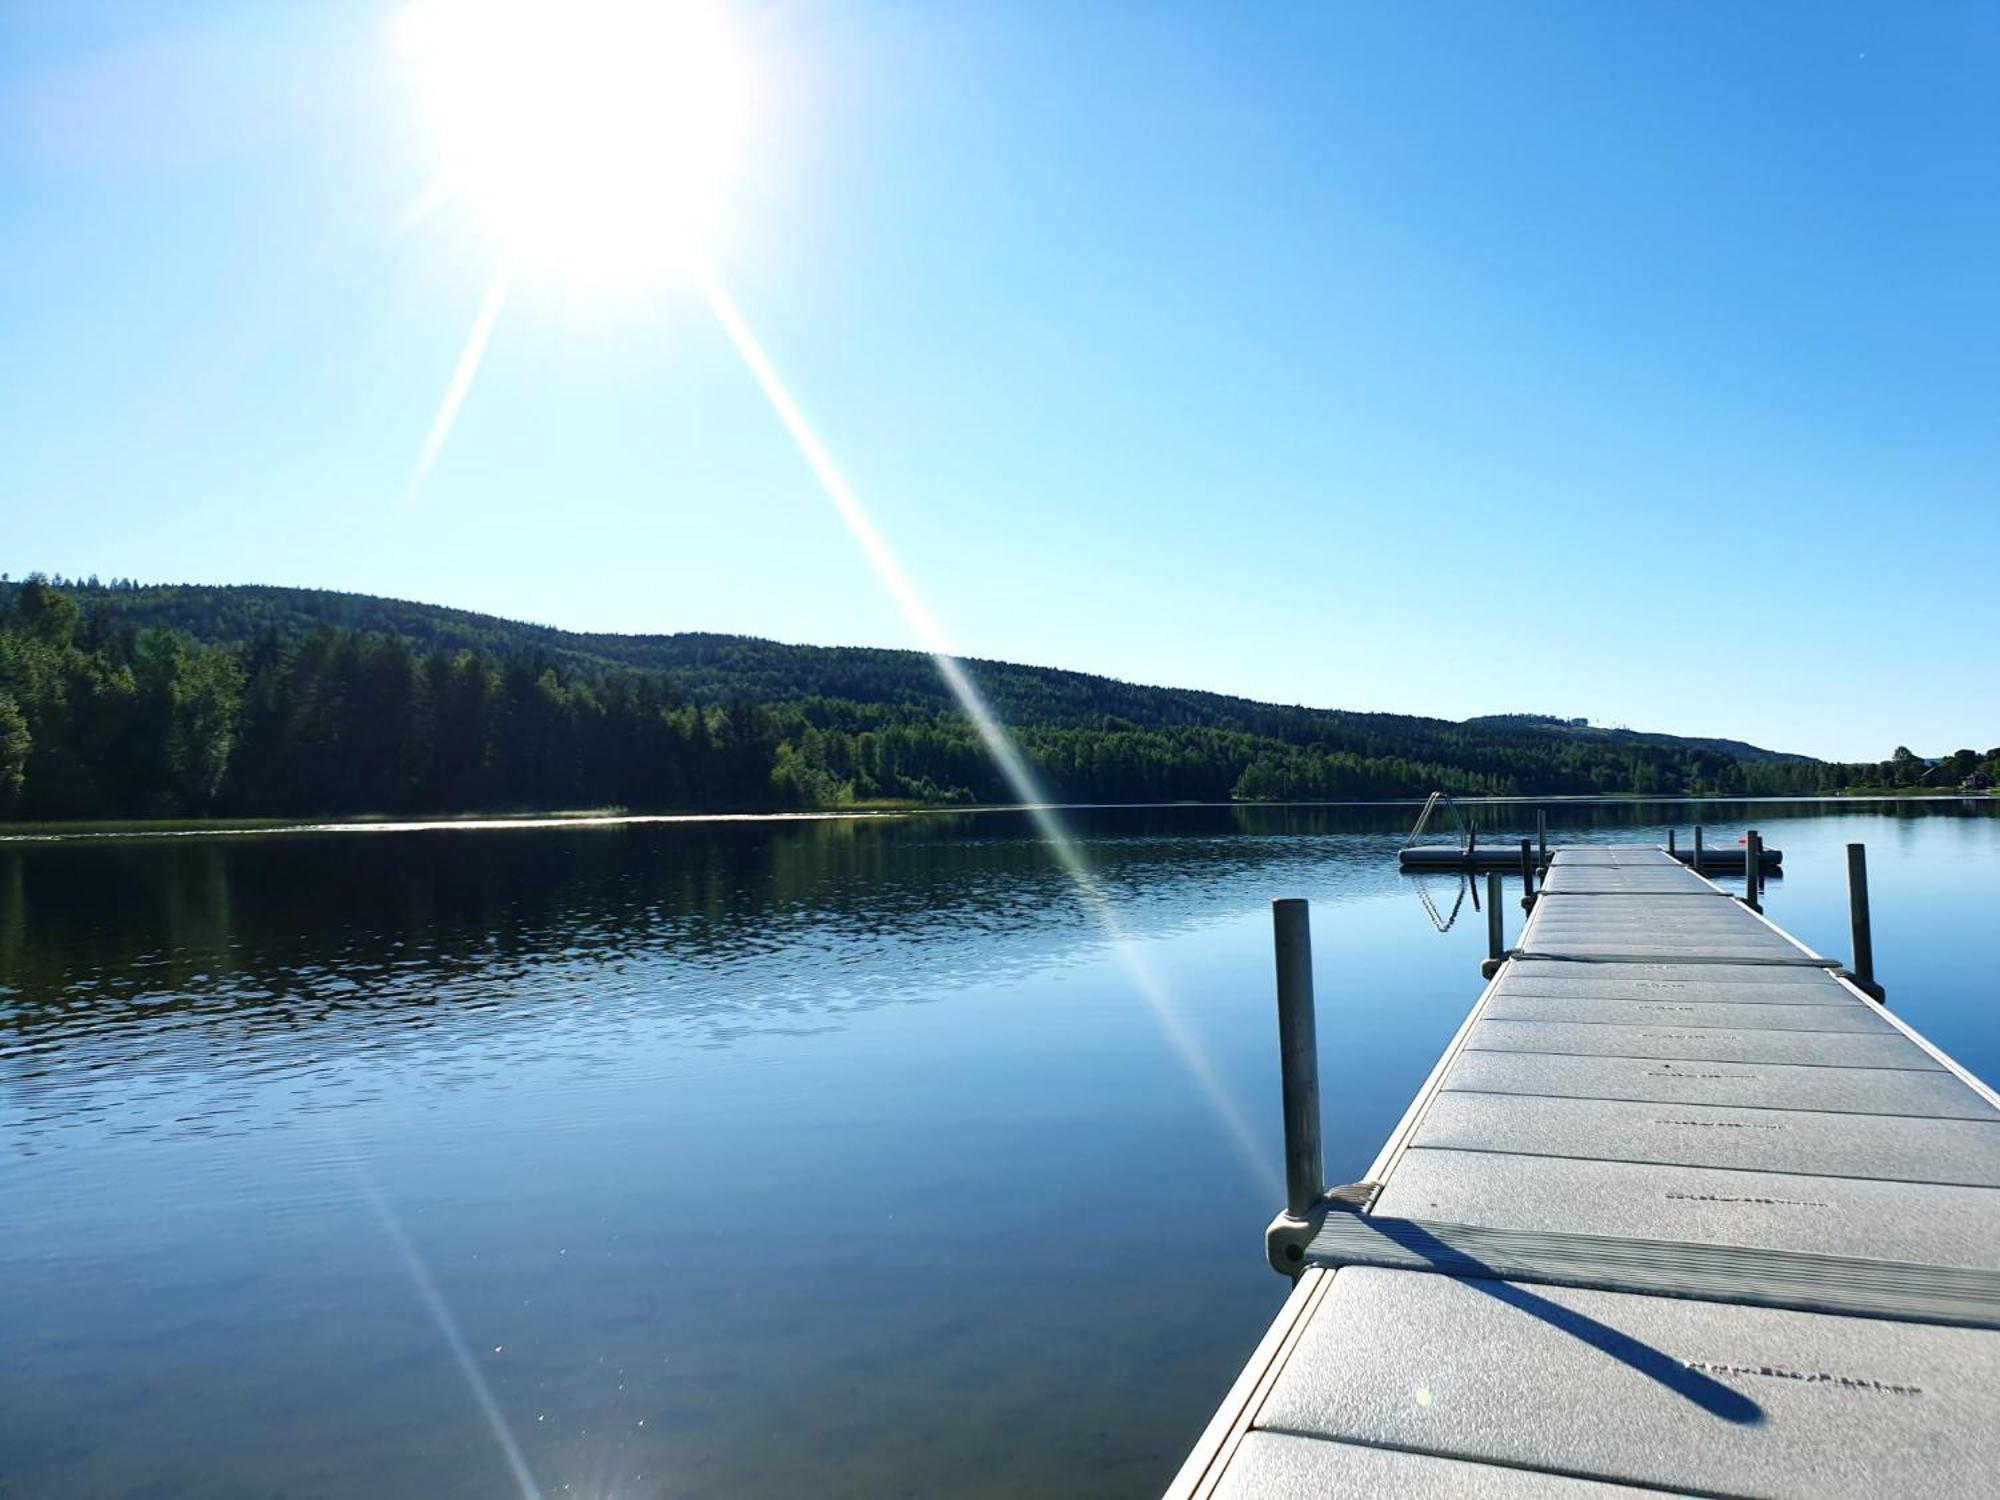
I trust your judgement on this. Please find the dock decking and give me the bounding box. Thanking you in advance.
[1170,845,2000,1499]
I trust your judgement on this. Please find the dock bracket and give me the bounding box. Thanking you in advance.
[1266,1181,1379,1279]
[1837,967,1888,1004]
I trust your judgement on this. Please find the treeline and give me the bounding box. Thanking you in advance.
[0,576,1914,822]
[0,579,782,819]
[5,579,1817,759]
[1853,744,2000,792]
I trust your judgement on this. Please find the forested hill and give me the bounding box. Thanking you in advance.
[6,579,1805,754]
[0,575,1880,823]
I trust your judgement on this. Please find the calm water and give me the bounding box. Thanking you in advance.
[3,800,1997,1498]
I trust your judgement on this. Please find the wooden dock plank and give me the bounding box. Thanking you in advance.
[1371,1148,2000,1268]
[1249,1268,2000,1500]
[1463,1017,1936,1067]
[1209,1432,1687,1498]
[1480,994,1898,1031]
[1441,1050,1996,1117]
[1410,1092,2000,1186]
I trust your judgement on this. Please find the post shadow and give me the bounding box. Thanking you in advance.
[1345,1215,1765,1426]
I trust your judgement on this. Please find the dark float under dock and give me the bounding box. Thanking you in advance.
[1399,843,1782,874]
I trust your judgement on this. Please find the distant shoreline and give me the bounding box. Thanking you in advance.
[2,790,1990,843]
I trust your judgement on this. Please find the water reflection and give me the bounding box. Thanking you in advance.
[1413,872,1477,932]
[0,808,1404,1147]
[2,799,1990,1150]
[0,798,1993,1499]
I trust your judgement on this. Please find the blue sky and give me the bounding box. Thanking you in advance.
[4,1,1995,761]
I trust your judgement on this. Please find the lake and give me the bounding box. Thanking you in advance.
[3,799,1996,1498]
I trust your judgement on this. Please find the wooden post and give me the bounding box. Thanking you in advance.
[1537,809,1548,865]
[1847,843,1884,1002]
[1743,830,1761,909]
[1482,871,1505,977]
[1519,839,1536,911]
[1272,900,1323,1219]
[1667,827,1677,857]
[1693,825,1704,872]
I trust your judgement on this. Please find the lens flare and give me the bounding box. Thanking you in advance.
[391,0,748,291]
[410,254,515,494]
[387,2,1280,1202]
[699,266,1280,1202]
[347,1158,544,1500]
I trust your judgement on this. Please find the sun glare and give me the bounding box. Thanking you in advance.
[392,0,750,291]
[384,0,1273,1209]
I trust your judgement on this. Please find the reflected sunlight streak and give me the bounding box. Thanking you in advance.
[699,266,1281,1202]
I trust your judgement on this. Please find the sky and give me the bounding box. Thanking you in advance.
[3,1,1995,762]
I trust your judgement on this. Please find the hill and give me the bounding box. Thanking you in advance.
[0,575,1853,822]
[9,578,1814,751]
[1457,713,1799,767]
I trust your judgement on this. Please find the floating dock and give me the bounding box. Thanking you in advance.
[1170,845,2000,1498]
[1399,843,1782,874]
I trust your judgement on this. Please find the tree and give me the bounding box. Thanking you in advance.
[0,692,27,811]
[131,628,244,813]
[13,575,79,647]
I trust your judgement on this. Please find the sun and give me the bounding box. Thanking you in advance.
[392,0,752,291]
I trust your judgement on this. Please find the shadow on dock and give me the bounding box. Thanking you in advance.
[1346,1215,1766,1427]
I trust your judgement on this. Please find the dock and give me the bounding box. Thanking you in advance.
[1398,843,1781,874]
[1392,796,1780,874]
[1170,844,2000,1498]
